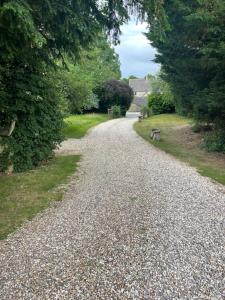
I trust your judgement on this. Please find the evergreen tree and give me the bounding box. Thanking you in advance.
[146,0,225,126]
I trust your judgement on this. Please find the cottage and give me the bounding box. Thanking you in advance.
[128,78,151,112]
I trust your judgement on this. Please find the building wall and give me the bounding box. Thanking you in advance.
[128,103,141,112]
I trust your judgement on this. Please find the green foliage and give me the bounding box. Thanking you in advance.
[148,93,175,115]
[0,1,124,172]
[204,130,225,153]
[192,123,204,134]
[111,105,121,118]
[147,73,175,115]
[52,36,121,115]
[122,75,139,85]
[0,1,45,62]
[0,139,9,172]
[0,65,64,172]
[0,1,133,63]
[121,78,129,84]
[150,74,175,105]
[58,66,94,114]
[192,122,211,133]
[80,38,121,88]
[146,0,225,144]
[0,0,170,171]
[94,80,134,115]
[141,106,151,118]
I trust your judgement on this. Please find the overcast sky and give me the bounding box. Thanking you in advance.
[114,20,160,79]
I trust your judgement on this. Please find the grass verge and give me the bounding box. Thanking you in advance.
[63,113,109,139]
[0,155,80,239]
[134,114,225,185]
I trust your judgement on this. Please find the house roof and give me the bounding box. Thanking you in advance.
[129,79,150,92]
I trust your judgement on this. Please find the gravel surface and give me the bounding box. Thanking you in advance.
[0,118,225,299]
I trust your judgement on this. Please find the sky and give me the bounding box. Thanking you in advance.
[114,20,160,79]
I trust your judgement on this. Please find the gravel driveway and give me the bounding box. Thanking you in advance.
[0,118,225,299]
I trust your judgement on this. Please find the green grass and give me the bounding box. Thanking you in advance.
[0,155,80,239]
[134,114,225,185]
[63,113,109,139]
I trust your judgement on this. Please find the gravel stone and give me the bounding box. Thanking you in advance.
[0,118,225,299]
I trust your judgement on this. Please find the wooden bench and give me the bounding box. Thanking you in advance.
[150,128,161,141]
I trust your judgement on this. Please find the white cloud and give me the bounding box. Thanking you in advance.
[115,20,160,78]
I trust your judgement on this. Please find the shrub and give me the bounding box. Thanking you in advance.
[192,123,203,133]
[94,80,133,115]
[203,130,225,153]
[192,122,212,133]
[141,106,151,118]
[148,93,175,115]
[0,65,63,172]
[111,105,121,118]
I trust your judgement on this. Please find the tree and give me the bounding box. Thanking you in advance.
[0,64,64,172]
[79,37,121,87]
[94,80,134,115]
[55,36,121,114]
[150,73,175,107]
[122,75,139,84]
[129,75,138,80]
[147,73,175,115]
[146,0,225,124]
[148,94,175,115]
[143,0,225,151]
[0,0,166,171]
[0,1,125,172]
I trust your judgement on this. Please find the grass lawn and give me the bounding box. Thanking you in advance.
[63,113,109,139]
[0,155,80,239]
[134,114,225,186]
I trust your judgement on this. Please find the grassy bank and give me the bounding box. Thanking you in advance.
[0,155,80,239]
[134,114,225,185]
[63,113,109,139]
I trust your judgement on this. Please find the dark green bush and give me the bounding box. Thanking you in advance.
[111,105,121,118]
[203,130,225,153]
[192,122,212,133]
[94,80,133,115]
[0,65,63,172]
[192,123,203,133]
[148,93,175,115]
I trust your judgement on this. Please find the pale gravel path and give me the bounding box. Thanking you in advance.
[0,118,225,299]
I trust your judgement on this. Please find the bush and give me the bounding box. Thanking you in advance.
[203,130,225,153]
[192,122,212,133]
[0,65,63,172]
[148,93,175,115]
[192,123,203,133]
[141,106,151,118]
[54,64,95,115]
[111,105,121,118]
[94,80,133,115]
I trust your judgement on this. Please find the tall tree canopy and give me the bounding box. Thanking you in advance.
[0,0,165,64]
[56,36,121,114]
[146,0,225,126]
[0,0,165,171]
